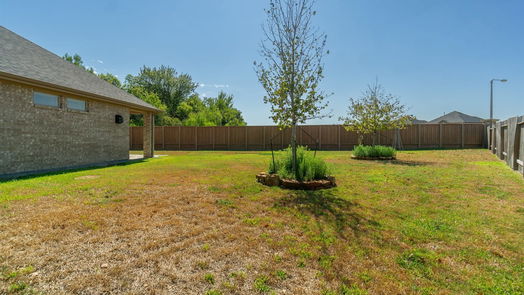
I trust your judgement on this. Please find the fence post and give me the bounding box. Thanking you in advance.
[178,126,181,150]
[461,124,465,148]
[129,127,133,150]
[263,126,266,150]
[245,126,248,150]
[319,126,322,150]
[281,128,284,149]
[228,126,230,150]
[418,124,421,148]
[195,126,198,151]
[212,126,215,151]
[439,124,443,148]
[299,126,302,146]
[338,125,341,150]
[162,126,165,150]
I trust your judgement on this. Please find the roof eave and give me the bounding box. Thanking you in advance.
[0,72,162,113]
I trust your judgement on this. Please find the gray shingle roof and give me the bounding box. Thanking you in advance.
[0,26,158,112]
[428,111,485,123]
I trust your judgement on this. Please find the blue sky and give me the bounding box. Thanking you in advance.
[1,0,522,124]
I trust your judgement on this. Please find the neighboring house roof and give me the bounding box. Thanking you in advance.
[0,26,159,113]
[412,119,428,124]
[428,111,485,124]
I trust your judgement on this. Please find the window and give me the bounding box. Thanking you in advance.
[67,98,87,111]
[33,92,59,107]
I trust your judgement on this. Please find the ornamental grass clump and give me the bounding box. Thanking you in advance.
[353,145,396,158]
[269,146,330,182]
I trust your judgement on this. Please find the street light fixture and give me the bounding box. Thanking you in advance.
[489,78,508,150]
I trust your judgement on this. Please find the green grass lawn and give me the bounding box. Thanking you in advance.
[0,149,523,294]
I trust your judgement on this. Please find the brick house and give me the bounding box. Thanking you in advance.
[0,26,159,177]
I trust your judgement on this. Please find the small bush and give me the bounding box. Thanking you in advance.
[275,270,288,280]
[253,275,271,293]
[204,273,215,284]
[268,146,330,181]
[353,145,396,158]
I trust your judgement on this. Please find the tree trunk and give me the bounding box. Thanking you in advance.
[291,124,298,179]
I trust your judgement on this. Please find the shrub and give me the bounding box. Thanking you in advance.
[353,145,396,158]
[268,146,330,181]
[253,275,271,293]
[203,273,215,284]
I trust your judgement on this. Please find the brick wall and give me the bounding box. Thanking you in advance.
[0,80,130,176]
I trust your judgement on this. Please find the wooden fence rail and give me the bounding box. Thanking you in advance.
[130,123,486,151]
[489,115,524,177]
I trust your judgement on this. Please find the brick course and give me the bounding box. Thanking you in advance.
[0,80,130,175]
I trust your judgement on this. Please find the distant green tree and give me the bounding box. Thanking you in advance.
[61,57,245,126]
[127,86,181,126]
[178,92,246,126]
[98,73,122,88]
[125,66,198,118]
[205,92,246,126]
[183,109,222,126]
[62,53,95,73]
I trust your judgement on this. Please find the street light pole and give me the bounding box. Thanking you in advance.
[489,78,507,150]
[490,79,494,130]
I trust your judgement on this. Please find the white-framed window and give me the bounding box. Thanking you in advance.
[66,98,87,112]
[33,92,59,107]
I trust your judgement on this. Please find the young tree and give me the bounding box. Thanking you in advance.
[340,82,415,145]
[255,0,329,178]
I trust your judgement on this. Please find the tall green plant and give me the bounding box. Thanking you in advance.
[269,146,330,181]
[353,145,396,158]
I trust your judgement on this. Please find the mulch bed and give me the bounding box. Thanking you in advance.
[256,172,336,190]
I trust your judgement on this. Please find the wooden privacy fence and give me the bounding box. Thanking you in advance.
[489,115,524,177]
[130,123,485,151]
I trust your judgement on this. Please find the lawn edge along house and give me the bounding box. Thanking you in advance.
[0,26,160,177]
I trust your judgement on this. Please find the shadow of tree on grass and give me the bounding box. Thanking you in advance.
[274,189,383,283]
[387,159,433,166]
[274,189,377,239]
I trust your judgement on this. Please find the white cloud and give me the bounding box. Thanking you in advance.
[97,60,104,64]
[198,83,230,89]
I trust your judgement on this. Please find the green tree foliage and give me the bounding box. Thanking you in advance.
[62,53,95,73]
[181,92,246,126]
[98,73,122,88]
[127,86,181,126]
[340,82,415,145]
[255,0,329,178]
[62,55,246,126]
[204,92,246,126]
[125,66,198,118]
